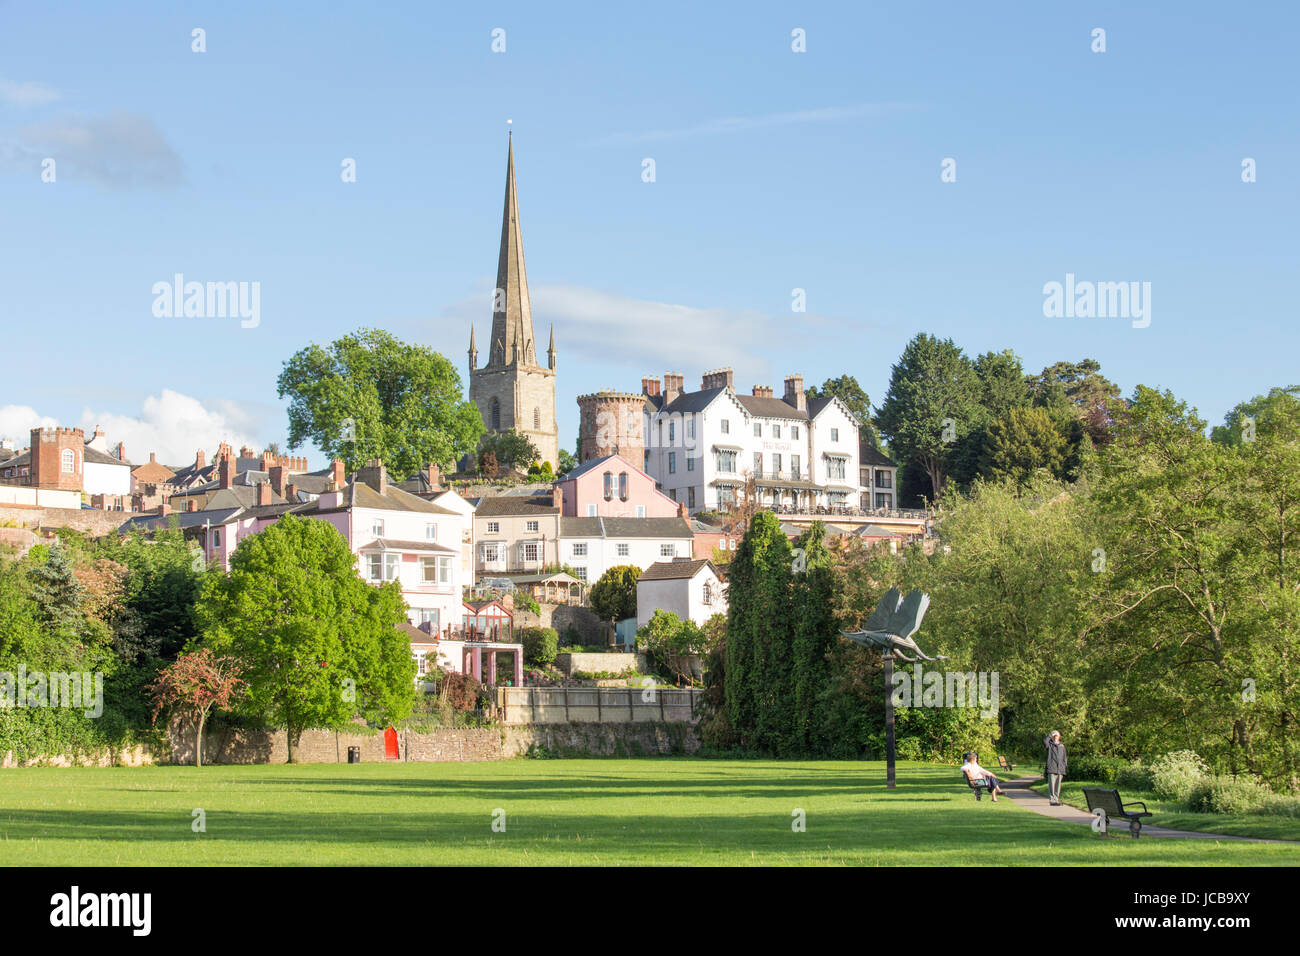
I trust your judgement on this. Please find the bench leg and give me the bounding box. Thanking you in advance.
[974,788,982,801]
[1130,820,1141,839]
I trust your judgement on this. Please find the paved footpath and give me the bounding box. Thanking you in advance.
[999,775,1295,843]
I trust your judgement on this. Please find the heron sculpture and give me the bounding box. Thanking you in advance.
[841,587,942,788]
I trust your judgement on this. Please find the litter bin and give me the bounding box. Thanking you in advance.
[347,746,361,763]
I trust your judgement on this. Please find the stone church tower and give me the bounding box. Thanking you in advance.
[468,133,558,468]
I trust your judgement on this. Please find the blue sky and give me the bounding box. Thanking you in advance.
[2,1,1296,466]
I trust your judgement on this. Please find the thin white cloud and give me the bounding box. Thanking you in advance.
[440,282,863,390]
[6,110,183,189]
[587,103,919,146]
[0,390,262,467]
[0,78,61,107]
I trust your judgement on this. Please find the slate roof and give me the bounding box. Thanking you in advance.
[638,558,717,581]
[348,481,458,515]
[859,443,897,468]
[855,524,904,538]
[659,386,730,416]
[84,446,131,467]
[358,537,458,554]
[736,394,809,421]
[475,495,559,517]
[559,516,693,539]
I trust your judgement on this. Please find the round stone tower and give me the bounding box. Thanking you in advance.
[576,390,647,465]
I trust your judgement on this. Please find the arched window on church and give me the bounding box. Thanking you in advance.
[490,397,501,431]
[534,406,540,430]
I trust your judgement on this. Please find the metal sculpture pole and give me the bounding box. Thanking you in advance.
[883,652,896,789]
[841,587,943,791]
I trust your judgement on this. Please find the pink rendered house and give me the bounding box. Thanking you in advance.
[555,454,682,519]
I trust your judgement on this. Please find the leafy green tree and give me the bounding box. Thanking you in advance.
[114,524,205,663]
[876,334,983,499]
[636,610,717,685]
[790,522,837,754]
[979,406,1068,484]
[520,626,559,667]
[557,449,578,476]
[480,429,541,472]
[197,514,415,762]
[588,565,640,623]
[278,328,484,478]
[974,349,1030,418]
[724,510,794,752]
[807,374,879,448]
[1211,385,1300,447]
[1089,387,1265,774]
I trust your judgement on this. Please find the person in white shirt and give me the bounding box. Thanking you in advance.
[962,752,1005,801]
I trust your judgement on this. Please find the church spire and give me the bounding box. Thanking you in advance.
[468,325,477,370]
[490,131,535,367]
[547,324,556,370]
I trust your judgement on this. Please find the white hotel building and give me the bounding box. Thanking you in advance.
[641,369,861,515]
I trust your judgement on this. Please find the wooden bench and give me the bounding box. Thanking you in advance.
[1083,787,1153,838]
[996,756,1016,773]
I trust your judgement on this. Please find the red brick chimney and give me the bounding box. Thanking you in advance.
[642,376,661,398]
[330,458,345,489]
[261,450,275,471]
[218,453,233,489]
[257,481,271,506]
[269,465,286,497]
[285,482,298,503]
[427,463,441,490]
[678,502,688,518]
[115,442,126,461]
[552,486,564,509]
[195,448,206,470]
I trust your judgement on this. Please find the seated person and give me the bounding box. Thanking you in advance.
[962,752,1005,801]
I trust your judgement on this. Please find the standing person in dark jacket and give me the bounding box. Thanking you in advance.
[1044,730,1067,805]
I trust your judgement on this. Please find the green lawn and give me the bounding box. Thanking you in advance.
[1030,777,1300,842]
[2,759,1298,866]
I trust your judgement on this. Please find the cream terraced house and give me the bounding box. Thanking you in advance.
[641,368,861,515]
